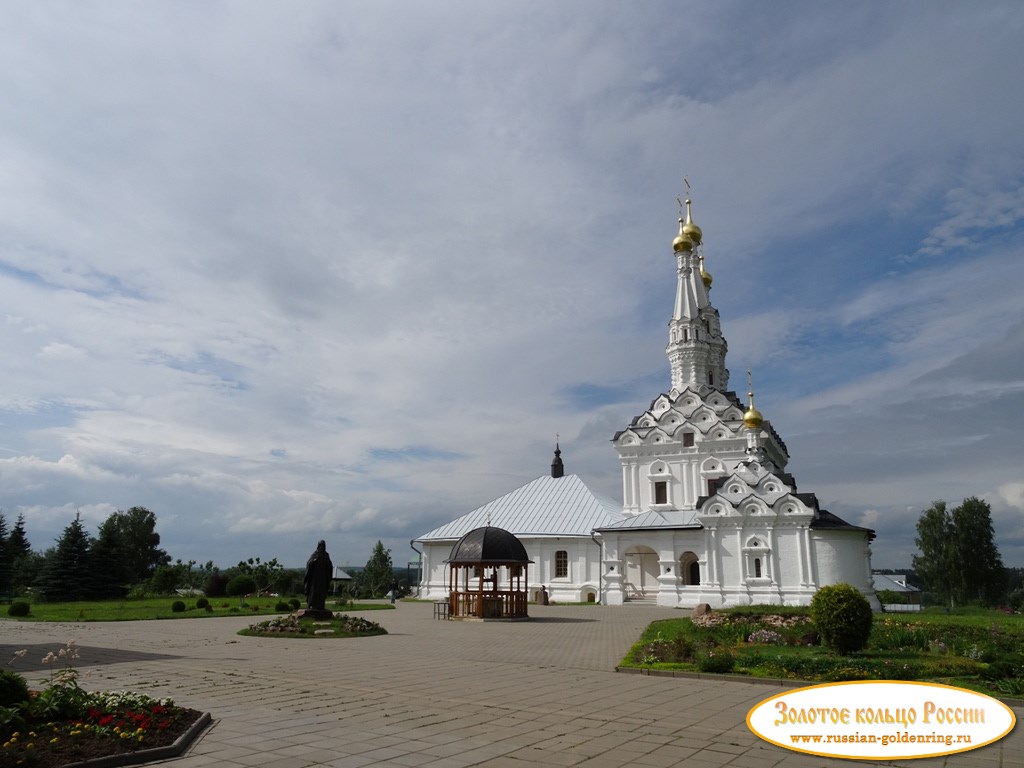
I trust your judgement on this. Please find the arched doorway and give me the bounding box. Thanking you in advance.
[623,545,659,599]
[680,551,700,586]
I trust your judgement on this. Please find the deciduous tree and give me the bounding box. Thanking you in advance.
[912,497,1005,607]
[236,557,283,596]
[104,507,170,583]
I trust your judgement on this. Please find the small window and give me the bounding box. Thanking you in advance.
[708,371,715,386]
[555,550,568,578]
[654,481,668,505]
[754,558,762,578]
[683,432,694,447]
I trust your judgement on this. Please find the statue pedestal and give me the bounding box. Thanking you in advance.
[296,608,334,620]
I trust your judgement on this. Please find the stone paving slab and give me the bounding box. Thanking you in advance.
[2,603,1022,767]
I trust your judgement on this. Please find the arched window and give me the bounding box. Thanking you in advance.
[654,481,668,504]
[743,537,771,582]
[554,550,568,578]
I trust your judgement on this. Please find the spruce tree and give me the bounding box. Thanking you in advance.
[362,541,394,598]
[37,513,96,602]
[8,513,31,559]
[89,515,130,599]
[7,513,37,593]
[0,511,10,595]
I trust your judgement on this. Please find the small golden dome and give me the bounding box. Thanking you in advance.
[672,216,693,253]
[743,405,763,430]
[682,197,702,246]
[699,254,713,288]
[744,386,763,429]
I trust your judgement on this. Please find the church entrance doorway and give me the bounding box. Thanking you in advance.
[623,545,658,599]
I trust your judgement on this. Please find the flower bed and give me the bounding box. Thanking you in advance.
[239,613,387,638]
[2,694,204,767]
[2,643,205,768]
[621,608,1024,698]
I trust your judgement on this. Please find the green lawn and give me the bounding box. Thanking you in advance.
[4,596,395,622]
[621,607,1024,699]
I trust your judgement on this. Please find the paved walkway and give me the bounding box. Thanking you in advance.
[2,603,1021,768]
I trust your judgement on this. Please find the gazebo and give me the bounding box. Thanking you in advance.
[447,526,532,620]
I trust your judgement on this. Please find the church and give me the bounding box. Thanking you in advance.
[414,192,878,609]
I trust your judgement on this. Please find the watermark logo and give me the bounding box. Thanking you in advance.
[747,681,1015,760]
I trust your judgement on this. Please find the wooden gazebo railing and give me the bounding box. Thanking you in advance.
[447,563,529,620]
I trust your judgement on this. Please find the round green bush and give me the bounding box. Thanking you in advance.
[195,597,210,610]
[275,600,290,612]
[810,583,873,655]
[0,669,30,707]
[226,574,257,598]
[171,600,187,613]
[6,601,30,617]
[288,598,301,610]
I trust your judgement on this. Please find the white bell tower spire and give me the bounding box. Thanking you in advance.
[666,181,729,394]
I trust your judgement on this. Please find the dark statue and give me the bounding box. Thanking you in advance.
[304,539,333,611]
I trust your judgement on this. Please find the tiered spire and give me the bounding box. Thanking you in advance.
[550,438,564,478]
[666,180,729,393]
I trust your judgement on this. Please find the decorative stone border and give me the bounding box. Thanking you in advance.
[62,712,213,768]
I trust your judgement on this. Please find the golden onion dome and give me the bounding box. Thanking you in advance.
[699,254,713,288]
[672,216,693,253]
[682,197,702,246]
[743,403,763,430]
[744,387,763,429]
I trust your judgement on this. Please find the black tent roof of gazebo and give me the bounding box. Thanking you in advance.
[447,525,533,565]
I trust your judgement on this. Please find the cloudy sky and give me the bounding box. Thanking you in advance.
[2,2,1022,573]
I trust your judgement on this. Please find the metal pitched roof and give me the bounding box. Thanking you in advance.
[595,509,701,531]
[872,574,921,593]
[415,474,624,542]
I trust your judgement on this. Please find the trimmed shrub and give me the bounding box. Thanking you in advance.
[696,646,735,673]
[288,598,301,610]
[0,669,30,707]
[6,601,30,617]
[810,583,873,655]
[195,597,210,610]
[171,600,187,613]
[275,601,291,612]
[226,575,257,601]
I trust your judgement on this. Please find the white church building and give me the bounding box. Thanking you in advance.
[415,194,877,609]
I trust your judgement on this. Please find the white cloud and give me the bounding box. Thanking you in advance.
[0,2,1022,570]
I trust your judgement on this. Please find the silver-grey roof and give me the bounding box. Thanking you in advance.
[872,574,921,593]
[595,509,701,530]
[415,474,624,542]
